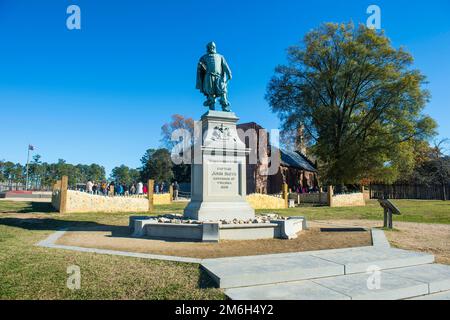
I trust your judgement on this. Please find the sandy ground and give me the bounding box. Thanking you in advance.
[56,225,372,259]
[310,220,450,265]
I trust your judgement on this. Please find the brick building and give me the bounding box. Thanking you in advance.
[237,122,319,195]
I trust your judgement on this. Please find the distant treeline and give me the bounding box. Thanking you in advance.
[0,148,190,190]
[0,155,106,190]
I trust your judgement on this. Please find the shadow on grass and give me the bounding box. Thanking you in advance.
[22,202,55,213]
[0,217,201,243]
[0,201,56,214]
[198,266,219,289]
[0,217,124,234]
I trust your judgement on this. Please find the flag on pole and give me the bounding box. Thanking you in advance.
[28,145,35,151]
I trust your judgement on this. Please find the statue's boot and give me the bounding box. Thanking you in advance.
[204,96,216,110]
[221,100,231,112]
[220,95,231,112]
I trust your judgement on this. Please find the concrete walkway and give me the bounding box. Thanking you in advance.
[36,229,202,264]
[223,260,450,300]
[202,231,450,300]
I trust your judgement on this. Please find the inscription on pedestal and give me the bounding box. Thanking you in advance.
[183,111,255,221]
[208,163,239,196]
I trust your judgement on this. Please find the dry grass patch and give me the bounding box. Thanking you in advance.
[310,220,450,265]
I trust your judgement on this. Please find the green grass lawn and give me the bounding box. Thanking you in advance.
[0,199,448,299]
[0,201,223,300]
[2,199,448,224]
[258,199,450,224]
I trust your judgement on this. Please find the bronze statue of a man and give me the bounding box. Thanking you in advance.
[196,42,232,112]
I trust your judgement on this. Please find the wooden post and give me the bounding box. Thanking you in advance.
[318,186,322,204]
[53,180,61,192]
[327,185,334,207]
[169,185,173,203]
[60,176,68,214]
[148,179,154,212]
[383,207,388,228]
[383,207,393,229]
[388,210,393,229]
[282,183,289,209]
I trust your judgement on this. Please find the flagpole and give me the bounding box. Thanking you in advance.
[25,145,30,191]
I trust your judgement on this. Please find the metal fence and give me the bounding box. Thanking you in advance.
[369,184,449,200]
[177,191,191,199]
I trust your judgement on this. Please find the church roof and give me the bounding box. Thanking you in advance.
[279,149,317,172]
[237,121,317,172]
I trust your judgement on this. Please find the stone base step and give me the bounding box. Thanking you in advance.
[384,264,450,294]
[310,247,435,274]
[202,254,345,289]
[226,280,351,300]
[409,290,450,300]
[202,247,434,289]
[225,264,450,300]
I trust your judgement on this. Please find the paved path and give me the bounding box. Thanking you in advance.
[202,231,450,300]
[37,229,202,264]
[0,198,51,202]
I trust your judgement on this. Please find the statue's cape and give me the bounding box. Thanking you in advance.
[196,54,231,93]
[196,58,206,93]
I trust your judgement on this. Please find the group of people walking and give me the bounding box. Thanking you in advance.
[85,180,179,199]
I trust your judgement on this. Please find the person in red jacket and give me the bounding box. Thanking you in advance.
[143,184,148,195]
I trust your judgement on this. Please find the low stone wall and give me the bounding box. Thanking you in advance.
[64,191,148,213]
[53,191,173,213]
[331,193,365,207]
[153,193,172,205]
[363,190,370,201]
[246,194,286,210]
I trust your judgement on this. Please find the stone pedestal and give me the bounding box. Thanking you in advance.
[184,110,255,222]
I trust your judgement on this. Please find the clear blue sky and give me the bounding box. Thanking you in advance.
[1,0,449,174]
